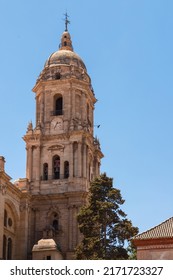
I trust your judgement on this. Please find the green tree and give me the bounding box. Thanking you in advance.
[127,241,137,260]
[75,173,138,259]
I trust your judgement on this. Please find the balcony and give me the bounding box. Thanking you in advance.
[41,173,69,181]
[50,110,63,116]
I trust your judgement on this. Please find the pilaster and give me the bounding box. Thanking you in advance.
[78,142,82,177]
[48,150,52,179]
[35,146,41,181]
[27,146,33,181]
[68,205,78,252]
[69,143,74,178]
[83,143,87,178]
[18,199,30,259]
[0,183,6,259]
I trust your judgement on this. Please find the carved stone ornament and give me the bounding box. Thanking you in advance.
[48,144,64,152]
[20,202,30,212]
[0,184,7,195]
[47,205,60,216]
[27,121,33,132]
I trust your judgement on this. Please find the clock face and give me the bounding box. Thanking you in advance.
[55,120,62,129]
[51,118,63,132]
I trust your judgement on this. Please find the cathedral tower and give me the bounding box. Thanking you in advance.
[23,20,103,259]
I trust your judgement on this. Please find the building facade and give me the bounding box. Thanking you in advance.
[0,24,103,260]
[133,217,173,260]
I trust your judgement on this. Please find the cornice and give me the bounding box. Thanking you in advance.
[31,190,88,202]
[0,170,12,181]
[134,237,173,247]
[32,78,96,103]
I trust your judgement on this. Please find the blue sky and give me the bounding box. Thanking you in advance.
[0,0,173,234]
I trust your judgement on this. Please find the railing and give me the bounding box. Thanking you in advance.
[41,174,69,181]
[50,110,63,116]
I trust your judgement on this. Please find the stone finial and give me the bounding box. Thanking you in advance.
[0,156,5,171]
[59,14,73,51]
[27,121,33,132]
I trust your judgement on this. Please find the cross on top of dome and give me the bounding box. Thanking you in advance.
[64,12,70,32]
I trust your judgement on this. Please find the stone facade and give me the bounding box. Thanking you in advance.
[0,27,103,260]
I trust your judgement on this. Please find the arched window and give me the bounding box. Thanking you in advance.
[55,96,63,115]
[64,161,69,178]
[4,209,7,227]
[3,235,6,259]
[7,238,12,260]
[55,73,61,80]
[52,219,59,231]
[43,163,48,180]
[53,155,60,179]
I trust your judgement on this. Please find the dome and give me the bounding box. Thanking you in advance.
[45,49,87,71]
[34,30,89,84]
[45,30,86,70]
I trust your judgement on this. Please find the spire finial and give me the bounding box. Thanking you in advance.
[64,12,70,31]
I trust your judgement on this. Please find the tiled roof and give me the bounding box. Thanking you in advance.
[134,217,173,240]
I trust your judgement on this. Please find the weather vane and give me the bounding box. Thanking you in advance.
[64,12,70,31]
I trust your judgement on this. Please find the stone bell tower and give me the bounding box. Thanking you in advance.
[23,18,103,259]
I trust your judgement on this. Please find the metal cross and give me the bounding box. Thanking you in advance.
[64,12,70,31]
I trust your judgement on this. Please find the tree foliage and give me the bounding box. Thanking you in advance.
[75,173,138,259]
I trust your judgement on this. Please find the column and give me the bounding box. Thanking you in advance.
[35,146,40,181]
[40,91,44,125]
[83,144,87,178]
[81,93,86,122]
[48,150,52,179]
[72,206,78,249]
[18,201,30,259]
[0,184,5,259]
[69,143,74,178]
[78,142,82,177]
[26,147,29,179]
[60,154,64,179]
[27,146,33,181]
[72,90,75,119]
[68,205,78,251]
[73,143,78,177]
[69,82,72,119]
[68,206,73,251]
[86,147,90,180]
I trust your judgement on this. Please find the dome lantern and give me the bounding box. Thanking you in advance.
[59,31,73,51]
[59,12,73,51]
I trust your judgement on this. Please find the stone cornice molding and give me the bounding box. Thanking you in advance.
[134,237,173,247]
[33,78,96,103]
[0,170,12,181]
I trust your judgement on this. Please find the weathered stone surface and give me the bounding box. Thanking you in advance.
[0,27,103,260]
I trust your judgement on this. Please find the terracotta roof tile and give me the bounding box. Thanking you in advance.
[134,217,173,240]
